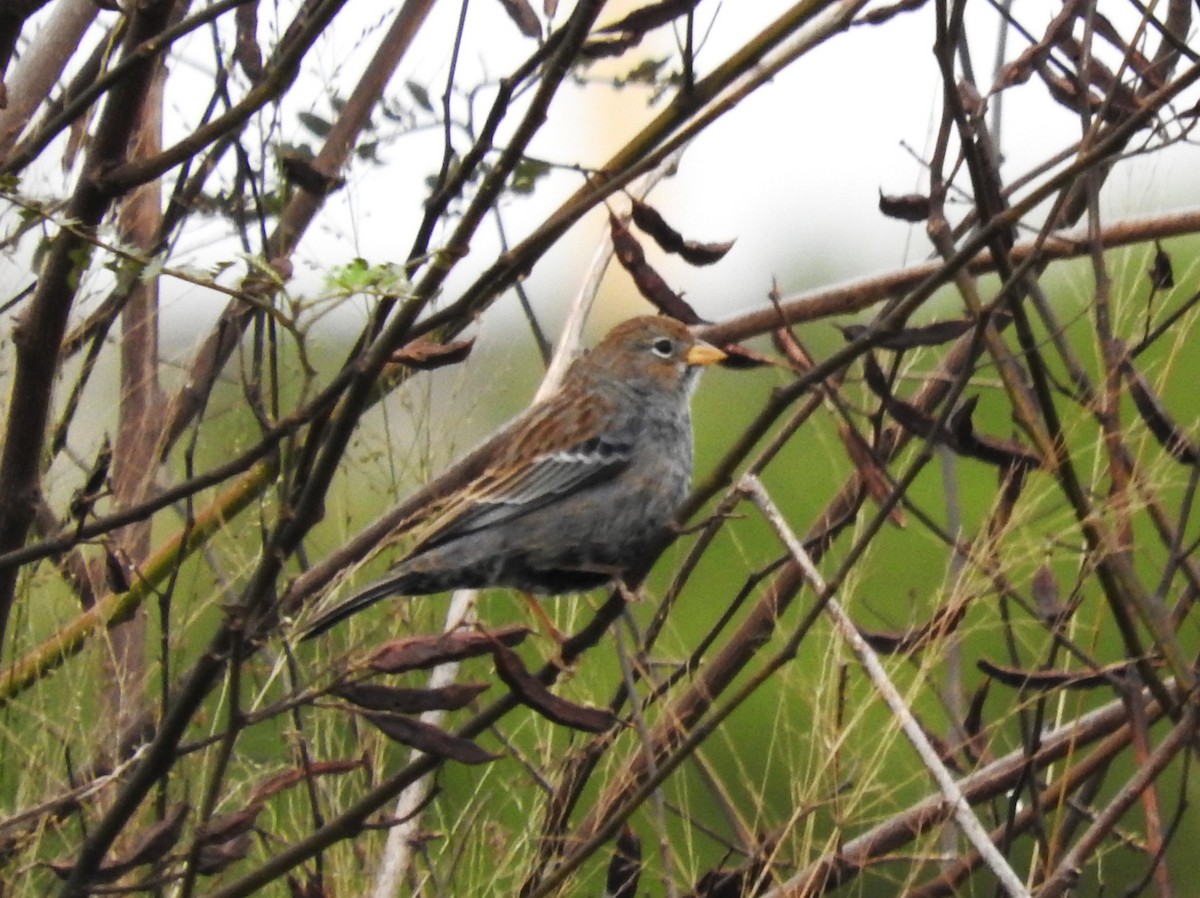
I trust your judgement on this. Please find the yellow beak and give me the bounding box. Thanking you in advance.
[685,341,727,366]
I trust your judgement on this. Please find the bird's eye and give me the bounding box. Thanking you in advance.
[651,338,674,358]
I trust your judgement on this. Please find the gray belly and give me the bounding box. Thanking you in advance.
[394,424,692,595]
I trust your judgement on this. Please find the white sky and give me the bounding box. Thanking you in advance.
[6,1,1199,352]
[274,1,1199,335]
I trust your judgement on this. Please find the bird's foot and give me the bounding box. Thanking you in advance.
[520,591,568,645]
[615,581,643,604]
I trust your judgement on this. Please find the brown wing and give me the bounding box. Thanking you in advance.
[407,391,634,553]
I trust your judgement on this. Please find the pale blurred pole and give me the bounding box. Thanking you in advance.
[0,0,98,154]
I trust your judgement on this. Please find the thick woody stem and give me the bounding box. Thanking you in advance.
[0,0,177,652]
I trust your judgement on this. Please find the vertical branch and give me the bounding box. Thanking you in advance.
[0,0,177,651]
[102,59,166,754]
[367,592,477,897]
[0,0,53,96]
[0,0,98,154]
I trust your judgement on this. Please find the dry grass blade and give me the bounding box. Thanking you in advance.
[739,474,1031,898]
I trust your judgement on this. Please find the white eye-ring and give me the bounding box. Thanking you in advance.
[651,338,674,358]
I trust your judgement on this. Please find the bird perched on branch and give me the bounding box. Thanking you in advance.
[300,315,726,640]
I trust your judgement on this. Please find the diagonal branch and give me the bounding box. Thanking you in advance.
[739,473,1030,898]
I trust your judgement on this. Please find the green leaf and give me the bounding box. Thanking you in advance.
[623,56,669,85]
[509,158,551,195]
[407,80,433,113]
[356,140,380,163]
[297,112,332,138]
[325,258,408,295]
[140,253,166,283]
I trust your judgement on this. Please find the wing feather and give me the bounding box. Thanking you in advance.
[408,392,634,552]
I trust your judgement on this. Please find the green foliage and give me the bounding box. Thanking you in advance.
[324,257,409,298]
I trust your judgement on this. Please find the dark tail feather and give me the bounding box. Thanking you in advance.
[298,577,406,641]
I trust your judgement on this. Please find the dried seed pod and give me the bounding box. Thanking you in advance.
[492,643,616,732]
[1124,357,1199,463]
[369,625,530,673]
[878,190,931,222]
[630,199,734,266]
[333,681,487,714]
[362,712,498,764]
[1148,241,1174,290]
[599,0,701,37]
[609,213,705,323]
[607,825,642,898]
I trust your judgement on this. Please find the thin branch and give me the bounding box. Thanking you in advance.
[738,474,1031,898]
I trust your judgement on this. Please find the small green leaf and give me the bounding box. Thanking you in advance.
[326,258,408,295]
[510,158,551,194]
[140,253,166,282]
[407,80,433,112]
[623,56,669,85]
[356,140,380,163]
[297,112,331,138]
[66,244,93,290]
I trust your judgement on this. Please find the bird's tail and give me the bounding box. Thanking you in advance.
[298,577,406,641]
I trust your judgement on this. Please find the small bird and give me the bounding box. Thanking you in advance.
[301,315,726,640]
